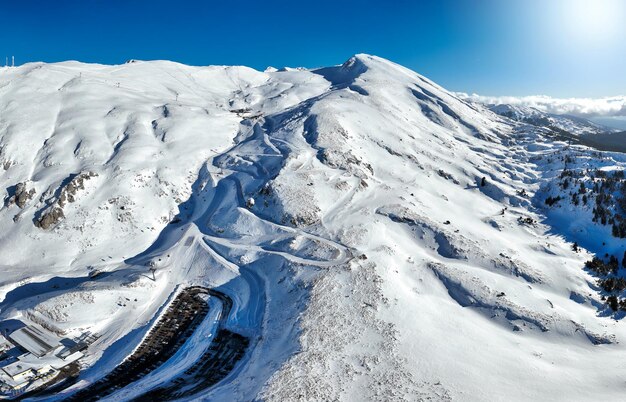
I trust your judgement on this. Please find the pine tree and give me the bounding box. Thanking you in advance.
[609,255,619,273]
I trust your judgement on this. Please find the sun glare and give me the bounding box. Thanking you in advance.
[564,0,624,44]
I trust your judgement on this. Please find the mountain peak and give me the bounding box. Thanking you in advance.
[0,56,621,402]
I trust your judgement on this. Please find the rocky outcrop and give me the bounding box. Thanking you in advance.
[34,206,65,229]
[58,171,98,207]
[6,182,36,208]
[35,171,97,230]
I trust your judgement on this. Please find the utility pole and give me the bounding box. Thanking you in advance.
[11,56,14,67]
[4,57,7,67]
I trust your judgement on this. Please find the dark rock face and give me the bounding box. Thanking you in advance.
[35,207,65,230]
[58,172,98,208]
[6,182,36,209]
[34,171,98,230]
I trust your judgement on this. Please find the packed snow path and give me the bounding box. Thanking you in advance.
[51,106,352,400]
[2,55,626,401]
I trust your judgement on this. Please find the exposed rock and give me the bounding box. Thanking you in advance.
[6,182,36,209]
[34,171,98,230]
[35,207,65,229]
[318,149,372,178]
[58,171,98,208]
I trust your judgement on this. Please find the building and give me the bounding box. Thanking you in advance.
[9,326,59,358]
[0,324,87,397]
[0,361,53,391]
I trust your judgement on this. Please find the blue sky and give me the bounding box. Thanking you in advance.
[1,0,625,98]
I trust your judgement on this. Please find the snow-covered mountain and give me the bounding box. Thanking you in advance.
[489,103,616,135]
[0,55,625,401]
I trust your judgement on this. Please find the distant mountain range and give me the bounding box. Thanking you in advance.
[489,103,617,135]
[1,55,626,401]
[490,103,626,152]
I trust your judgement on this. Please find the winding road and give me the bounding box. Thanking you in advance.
[18,114,352,401]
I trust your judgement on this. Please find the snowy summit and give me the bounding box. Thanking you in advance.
[0,54,625,401]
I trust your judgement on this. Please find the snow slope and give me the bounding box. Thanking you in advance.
[0,55,625,401]
[490,103,616,135]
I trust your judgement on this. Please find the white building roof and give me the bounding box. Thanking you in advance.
[0,369,29,391]
[0,361,54,391]
[2,361,31,378]
[9,326,59,358]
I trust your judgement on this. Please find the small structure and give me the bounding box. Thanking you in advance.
[9,326,59,358]
[0,324,89,396]
[1,361,53,391]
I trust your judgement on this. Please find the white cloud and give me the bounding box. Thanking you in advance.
[455,93,626,118]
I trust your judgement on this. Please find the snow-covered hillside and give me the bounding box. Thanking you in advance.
[489,103,616,135]
[0,55,625,401]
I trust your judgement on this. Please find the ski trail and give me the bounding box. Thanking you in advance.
[58,96,352,401]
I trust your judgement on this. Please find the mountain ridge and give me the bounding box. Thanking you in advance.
[489,102,617,135]
[0,55,625,401]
